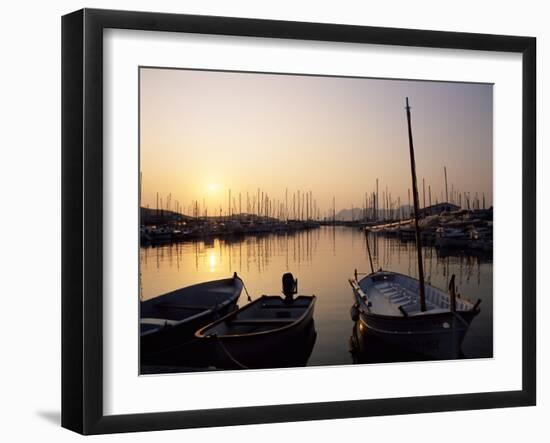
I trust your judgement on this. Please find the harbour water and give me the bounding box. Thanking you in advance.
[140,226,493,368]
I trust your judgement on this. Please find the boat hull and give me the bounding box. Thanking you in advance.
[198,296,316,369]
[210,317,316,369]
[350,271,480,359]
[140,304,238,364]
[356,308,478,359]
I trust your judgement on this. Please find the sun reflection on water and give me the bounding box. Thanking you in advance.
[207,249,217,272]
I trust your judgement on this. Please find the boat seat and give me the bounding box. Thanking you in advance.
[377,282,392,289]
[390,296,409,304]
[379,286,395,293]
[140,318,179,327]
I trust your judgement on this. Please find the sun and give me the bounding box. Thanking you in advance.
[207,183,219,193]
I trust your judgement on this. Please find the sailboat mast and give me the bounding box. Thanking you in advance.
[444,166,449,203]
[405,97,427,312]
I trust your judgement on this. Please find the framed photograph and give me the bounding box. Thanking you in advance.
[62,8,536,434]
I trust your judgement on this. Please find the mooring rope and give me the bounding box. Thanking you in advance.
[212,335,249,369]
[240,280,253,302]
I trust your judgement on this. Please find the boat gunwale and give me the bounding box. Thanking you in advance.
[141,277,240,304]
[355,303,480,323]
[140,277,243,336]
[195,294,316,340]
[356,312,476,336]
[350,270,480,321]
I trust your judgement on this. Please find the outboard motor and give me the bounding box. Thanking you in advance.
[282,272,297,303]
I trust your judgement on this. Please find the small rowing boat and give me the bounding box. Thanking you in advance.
[350,98,481,360]
[350,271,480,359]
[196,273,316,369]
[140,274,243,361]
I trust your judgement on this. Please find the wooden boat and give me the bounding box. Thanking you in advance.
[350,98,481,359]
[196,273,316,369]
[140,274,243,360]
[350,271,480,359]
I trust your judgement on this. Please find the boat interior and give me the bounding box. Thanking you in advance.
[358,272,472,316]
[140,278,241,330]
[202,295,314,336]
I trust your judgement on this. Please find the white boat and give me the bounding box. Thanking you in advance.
[140,274,243,360]
[350,98,481,360]
[350,271,480,359]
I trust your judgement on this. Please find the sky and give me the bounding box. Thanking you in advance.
[140,67,493,217]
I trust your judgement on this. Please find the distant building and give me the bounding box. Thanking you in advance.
[419,202,460,217]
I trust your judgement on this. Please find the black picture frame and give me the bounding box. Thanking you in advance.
[62,8,536,435]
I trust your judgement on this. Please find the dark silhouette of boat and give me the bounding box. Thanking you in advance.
[140,274,243,362]
[196,273,316,369]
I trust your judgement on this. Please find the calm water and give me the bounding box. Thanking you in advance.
[140,226,493,367]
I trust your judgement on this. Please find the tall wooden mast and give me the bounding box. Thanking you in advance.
[405,97,427,312]
[444,166,449,203]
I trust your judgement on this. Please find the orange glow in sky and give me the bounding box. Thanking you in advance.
[140,68,493,215]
